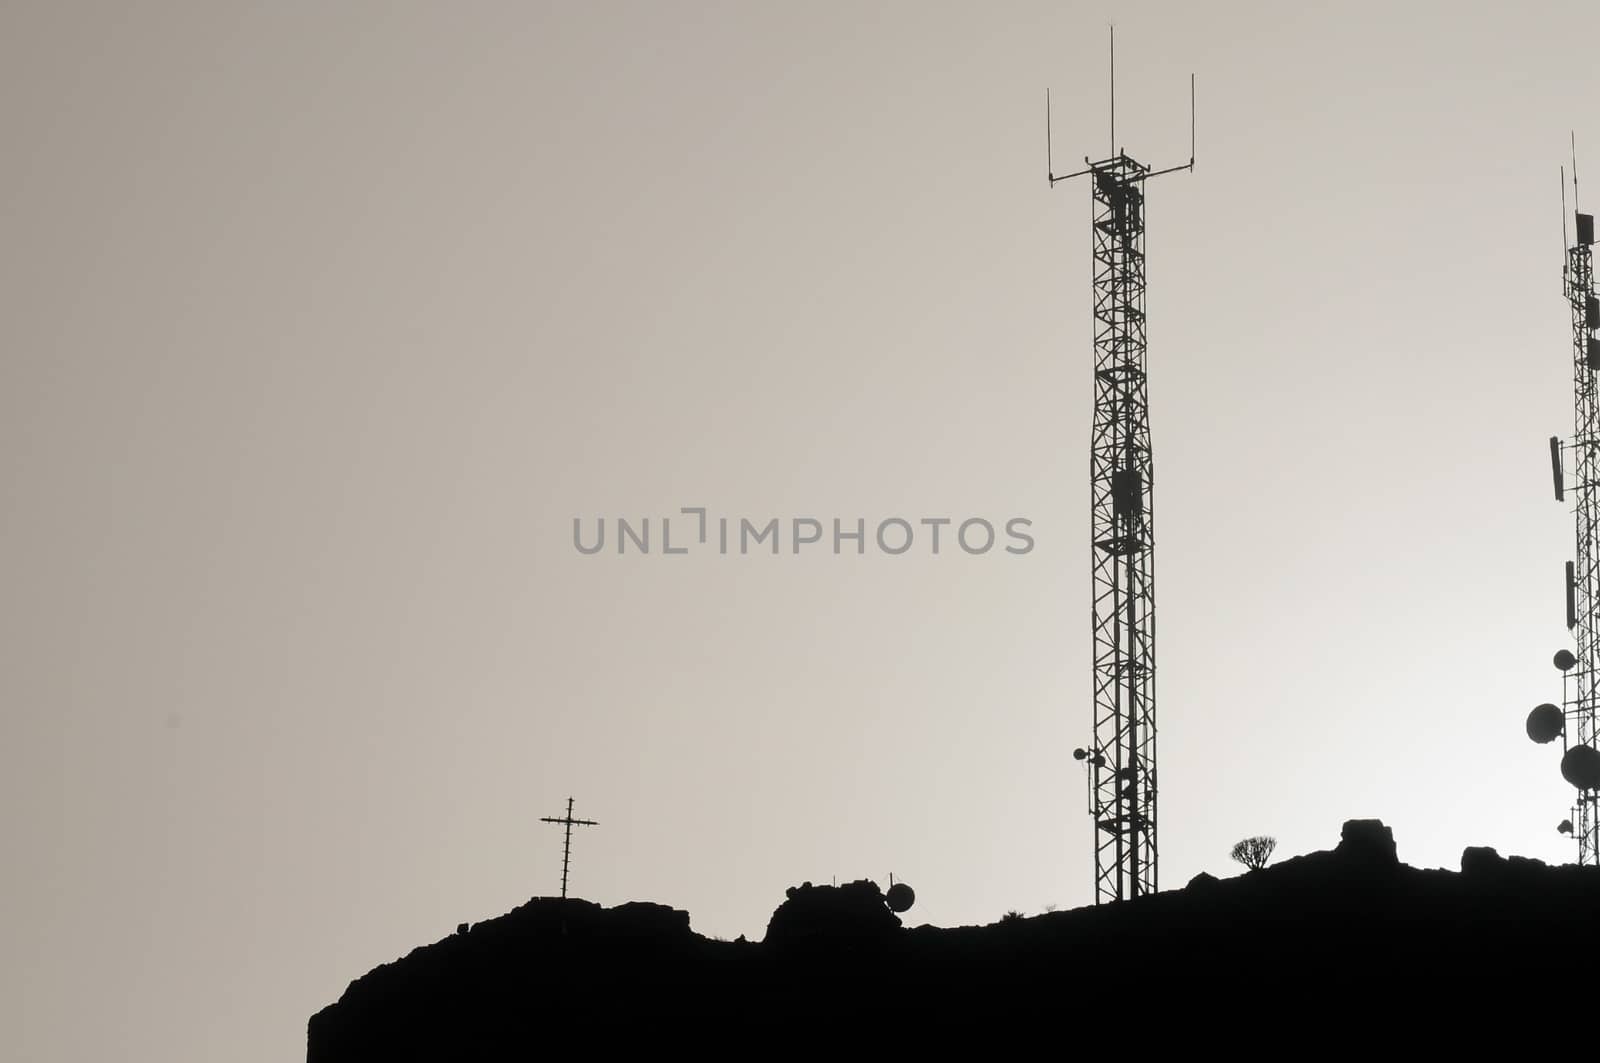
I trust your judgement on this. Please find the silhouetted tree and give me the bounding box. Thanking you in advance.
[1230,835,1276,871]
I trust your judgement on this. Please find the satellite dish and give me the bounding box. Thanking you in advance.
[885,881,915,913]
[1527,703,1565,744]
[1561,745,1600,790]
[1559,819,1575,835]
[1555,650,1578,672]
[1072,748,1088,761]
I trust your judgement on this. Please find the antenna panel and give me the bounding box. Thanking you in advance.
[1569,559,1578,629]
[1553,436,1566,502]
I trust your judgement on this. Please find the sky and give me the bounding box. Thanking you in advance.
[3,2,1599,1060]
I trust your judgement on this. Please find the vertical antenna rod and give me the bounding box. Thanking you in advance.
[1050,45,1197,905]
[1564,166,1571,293]
[1047,89,1054,184]
[540,796,599,900]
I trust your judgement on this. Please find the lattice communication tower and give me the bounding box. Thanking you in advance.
[1050,32,1195,903]
[1533,148,1600,860]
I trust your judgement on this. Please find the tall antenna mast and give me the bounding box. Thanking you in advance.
[1050,38,1196,904]
[1531,138,1600,860]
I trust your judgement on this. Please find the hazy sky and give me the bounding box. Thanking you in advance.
[4,2,1599,1060]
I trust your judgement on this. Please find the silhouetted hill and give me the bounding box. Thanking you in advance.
[308,820,1600,1057]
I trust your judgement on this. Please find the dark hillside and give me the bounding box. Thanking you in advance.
[308,820,1599,1057]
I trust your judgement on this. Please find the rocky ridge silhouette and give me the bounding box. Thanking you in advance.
[308,819,1599,1058]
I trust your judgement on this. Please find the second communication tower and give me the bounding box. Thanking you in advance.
[1531,149,1600,859]
[1052,32,1194,904]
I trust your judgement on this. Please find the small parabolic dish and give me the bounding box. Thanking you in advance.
[1561,745,1600,791]
[1559,819,1575,835]
[1555,650,1578,672]
[885,882,916,913]
[1527,703,1565,744]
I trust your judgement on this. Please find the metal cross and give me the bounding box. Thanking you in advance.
[539,797,598,899]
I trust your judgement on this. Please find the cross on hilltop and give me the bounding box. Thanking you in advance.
[539,797,598,900]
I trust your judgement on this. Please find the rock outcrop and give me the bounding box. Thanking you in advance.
[763,879,901,948]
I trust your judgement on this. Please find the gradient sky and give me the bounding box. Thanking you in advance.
[4,2,1599,1060]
